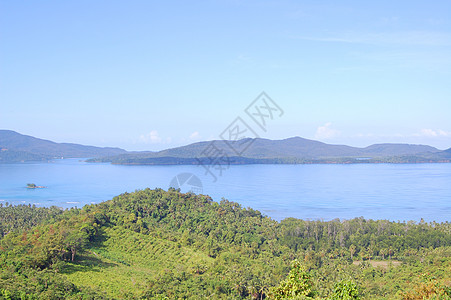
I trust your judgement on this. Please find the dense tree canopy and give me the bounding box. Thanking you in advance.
[1,189,450,299]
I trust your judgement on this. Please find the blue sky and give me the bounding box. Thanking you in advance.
[1,0,450,150]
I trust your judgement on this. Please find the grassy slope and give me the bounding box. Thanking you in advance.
[63,226,215,299]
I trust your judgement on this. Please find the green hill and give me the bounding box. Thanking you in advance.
[1,189,450,299]
[0,130,126,162]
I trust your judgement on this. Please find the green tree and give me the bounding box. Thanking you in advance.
[380,248,388,260]
[349,245,356,260]
[271,259,316,299]
[330,279,360,300]
[0,289,12,300]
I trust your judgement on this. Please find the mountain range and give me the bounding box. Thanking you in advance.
[90,136,451,165]
[1,129,450,164]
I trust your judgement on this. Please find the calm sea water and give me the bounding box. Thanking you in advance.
[0,159,450,222]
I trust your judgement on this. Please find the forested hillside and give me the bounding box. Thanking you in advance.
[1,189,450,299]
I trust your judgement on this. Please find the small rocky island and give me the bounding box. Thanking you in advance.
[27,183,46,189]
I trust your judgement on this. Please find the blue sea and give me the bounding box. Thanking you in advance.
[0,159,450,222]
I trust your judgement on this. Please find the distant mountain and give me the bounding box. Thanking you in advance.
[362,143,439,156]
[0,130,126,163]
[90,136,446,165]
[2,130,447,165]
[231,137,362,158]
[429,147,451,160]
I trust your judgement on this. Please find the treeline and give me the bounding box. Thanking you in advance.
[87,155,451,165]
[0,205,106,298]
[0,204,65,238]
[0,189,450,299]
[278,217,451,259]
[93,188,451,261]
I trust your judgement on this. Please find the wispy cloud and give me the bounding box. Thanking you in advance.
[414,129,451,137]
[292,30,451,46]
[139,130,171,144]
[237,54,251,62]
[315,122,341,139]
[189,131,201,141]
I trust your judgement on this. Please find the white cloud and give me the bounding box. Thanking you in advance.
[189,131,201,141]
[139,130,171,144]
[315,122,341,139]
[415,129,451,137]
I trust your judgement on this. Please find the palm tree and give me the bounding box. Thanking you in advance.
[380,248,387,260]
[349,245,357,260]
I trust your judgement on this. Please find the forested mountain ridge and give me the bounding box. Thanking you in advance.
[1,130,449,165]
[1,189,450,299]
[90,137,447,165]
[0,130,126,162]
[96,137,441,160]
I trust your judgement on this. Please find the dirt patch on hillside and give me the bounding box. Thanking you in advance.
[353,260,401,269]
